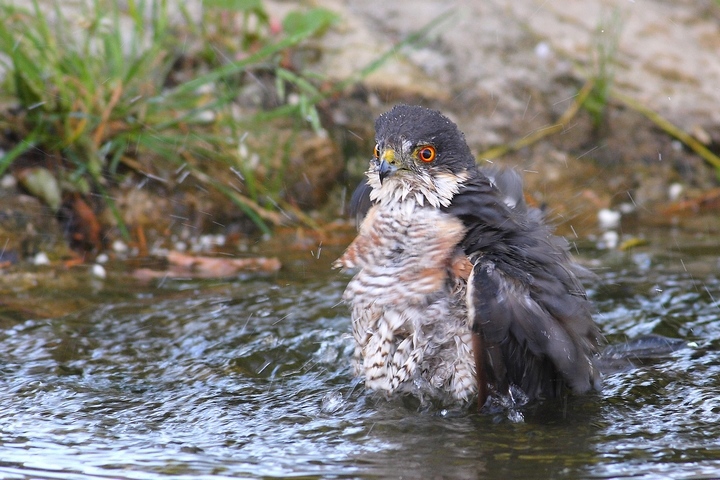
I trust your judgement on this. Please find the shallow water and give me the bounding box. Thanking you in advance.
[0,228,719,479]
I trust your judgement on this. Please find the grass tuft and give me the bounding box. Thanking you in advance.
[0,0,337,237]
[582,10,622,131]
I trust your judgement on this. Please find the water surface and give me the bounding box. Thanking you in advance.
[0,228,718,479]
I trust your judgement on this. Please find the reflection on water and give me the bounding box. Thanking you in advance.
[0,230,719,479]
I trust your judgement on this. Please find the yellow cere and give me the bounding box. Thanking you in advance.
[381,148,396,163]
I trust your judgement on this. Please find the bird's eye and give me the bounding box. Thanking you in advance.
[417,146,436,163]
[373,144,380,158]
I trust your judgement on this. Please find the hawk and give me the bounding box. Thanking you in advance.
[335,105,602,409]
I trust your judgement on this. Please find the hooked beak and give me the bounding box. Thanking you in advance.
[378,148,398,184]
[378,159,396,184]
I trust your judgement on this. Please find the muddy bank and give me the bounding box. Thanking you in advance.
[313,0,720,231]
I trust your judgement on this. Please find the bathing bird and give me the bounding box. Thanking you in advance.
[335,105,602,409]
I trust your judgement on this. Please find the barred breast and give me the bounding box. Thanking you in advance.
[335,200,477,402]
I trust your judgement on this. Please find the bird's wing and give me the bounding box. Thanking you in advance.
[479,166,527,213]
[446,171,601,407]
[468,257,600,407]
[348,178,374,230]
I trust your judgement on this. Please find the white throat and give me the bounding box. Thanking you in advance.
[367,169,468,209]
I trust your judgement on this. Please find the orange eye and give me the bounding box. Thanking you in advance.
[417,146,436,163]
[373,144,380,158]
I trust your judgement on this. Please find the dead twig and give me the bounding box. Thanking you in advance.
[477,79,596,160]
[93,81,124,148]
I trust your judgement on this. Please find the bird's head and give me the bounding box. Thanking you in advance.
[367,105,475,208]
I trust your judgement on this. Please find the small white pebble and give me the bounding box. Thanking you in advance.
[0,174,16,189]
[598,208,621,229]
[618,202,635,214]
[599,230,619,250]
[96,253,109,264]
[534,41,551,59]
[174,241,187,252]
[91,264,106,279]
[668,183,683,201]
[33,252,50,265]
[195,110,215,123]
[112,240,128,253]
